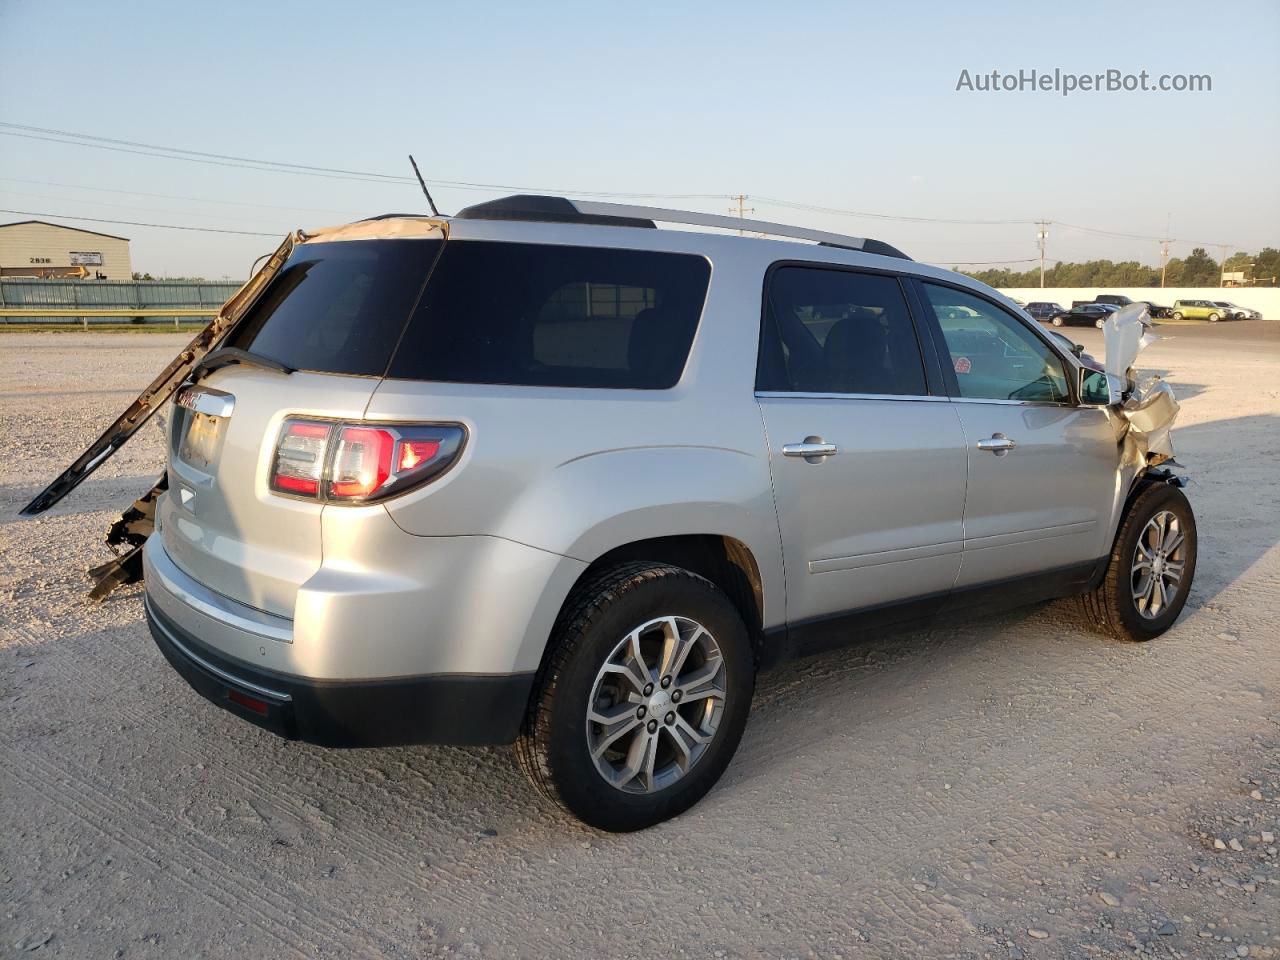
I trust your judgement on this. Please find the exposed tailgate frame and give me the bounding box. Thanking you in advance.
[19,232,299,596]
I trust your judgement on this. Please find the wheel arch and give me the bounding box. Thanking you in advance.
[546,534,773,673]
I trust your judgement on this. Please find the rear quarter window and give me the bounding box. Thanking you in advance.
[387,241,711,389]
[225,239,440,377]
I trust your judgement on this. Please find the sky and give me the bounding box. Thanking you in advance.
[1,0,1277,279]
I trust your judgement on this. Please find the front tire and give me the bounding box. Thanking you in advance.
[1078,483,1197,641]
[1051,316,1064,326]
[516,562,755,831]
[1208,312,1220,322]
[1095,317,1106,329]
[1172,311,1183,321]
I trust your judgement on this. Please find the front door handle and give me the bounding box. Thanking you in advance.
[976,433,1016,456]
[782,438,838,462]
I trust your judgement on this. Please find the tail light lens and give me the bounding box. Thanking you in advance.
[270,420,330,496]
[269,418,464,503]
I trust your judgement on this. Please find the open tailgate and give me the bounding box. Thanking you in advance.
[18,232,298,596]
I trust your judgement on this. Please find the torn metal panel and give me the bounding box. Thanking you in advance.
[86,475,168,600]
[19,232,299,517]
[1121,375,1180,466]
[301,216,448,243]
[1100,305,1182,471]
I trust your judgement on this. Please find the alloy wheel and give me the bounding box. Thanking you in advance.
[585,616,727,794]
[1131,510,1186,619]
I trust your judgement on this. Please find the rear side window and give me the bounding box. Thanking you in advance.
[756,266,927,395]
[226,239,440,376]
[387,241,711,388]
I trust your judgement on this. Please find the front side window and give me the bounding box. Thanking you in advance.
[756,267,927,395]
[923,283,1069,403]
[388,241,710,389]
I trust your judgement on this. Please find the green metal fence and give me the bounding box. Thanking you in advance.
[0,278,244,324]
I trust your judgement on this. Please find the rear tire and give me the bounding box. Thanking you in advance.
[516,562,755,832]
[1078,483,1197,641]
[1095,317,1106,329]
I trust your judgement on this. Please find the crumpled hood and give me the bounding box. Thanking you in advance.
[1102,303,1179,465]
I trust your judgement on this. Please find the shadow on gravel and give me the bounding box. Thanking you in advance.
[0,474,162,524]
[1141,370,1208,401]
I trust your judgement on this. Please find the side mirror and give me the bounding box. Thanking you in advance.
[1069,342,1084,358]
[1079,367,1112,405]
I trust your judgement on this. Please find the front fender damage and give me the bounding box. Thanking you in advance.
[1102,302,1185,483]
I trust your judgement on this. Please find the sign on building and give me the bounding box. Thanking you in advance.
[69,251,104,266]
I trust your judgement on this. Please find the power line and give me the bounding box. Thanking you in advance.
[0,188,302,228]
[753,195,1029,226]
[0,176,362,216]
[1054,219,1235,250]
[3,121,1245,247]
[0,209,279,236]
[946,257,1045,266]
[0,123,734,200]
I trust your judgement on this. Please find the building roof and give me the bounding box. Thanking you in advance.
[0,220,130,242]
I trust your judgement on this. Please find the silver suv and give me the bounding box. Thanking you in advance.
[24,196,1197,831]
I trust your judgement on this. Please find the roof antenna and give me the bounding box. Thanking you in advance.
[408,154,441,216]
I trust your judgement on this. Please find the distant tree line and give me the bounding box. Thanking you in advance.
[132,272,215,281]
[961,247,1280,289]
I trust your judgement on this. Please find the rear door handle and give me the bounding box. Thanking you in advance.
[782,439,838,462]
[976,433,1016,455]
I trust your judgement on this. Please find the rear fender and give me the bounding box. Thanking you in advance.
[496,446,785,631]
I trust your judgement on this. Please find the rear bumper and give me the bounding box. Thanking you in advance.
[146,596,534,746]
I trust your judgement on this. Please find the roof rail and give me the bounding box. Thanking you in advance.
[453,194,910,260]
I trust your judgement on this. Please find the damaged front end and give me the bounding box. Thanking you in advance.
[1099,302,1186,486]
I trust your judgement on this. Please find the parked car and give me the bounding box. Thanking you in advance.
[1092,294,1135,308]
[1069,295,1170,320]
[1171,299,1228,321]
[21,196,1198,832]
[1024,301,1066,322]
[1213,300,1260,321]
[1045,330,1102,370]
[1051,302,1119,328]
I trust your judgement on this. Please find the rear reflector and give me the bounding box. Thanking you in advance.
[226,688,269,716]
[268,418,465,504]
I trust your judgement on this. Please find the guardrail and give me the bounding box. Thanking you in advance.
[0,278,241,327]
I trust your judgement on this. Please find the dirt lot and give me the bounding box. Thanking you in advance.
[2,324,1278,959]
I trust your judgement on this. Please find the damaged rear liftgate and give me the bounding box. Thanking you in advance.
[20,217,449,599]
[17,232,299,596]
[21,240,1180,601]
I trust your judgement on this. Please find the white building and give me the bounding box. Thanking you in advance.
[0,220,132,280]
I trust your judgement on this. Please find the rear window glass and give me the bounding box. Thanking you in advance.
[756,266,927,395]
[225,239,440,376]
[387,241,711,388]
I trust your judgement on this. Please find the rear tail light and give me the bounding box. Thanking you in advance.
[270,420,330,496]
[269,418,464,503]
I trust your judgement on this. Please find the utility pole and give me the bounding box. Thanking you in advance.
[1217,243,1231,287]
[729,194,754,236]
[1160,212,1173,289]
[1035,221,1050,288]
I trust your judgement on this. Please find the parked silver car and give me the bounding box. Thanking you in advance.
[23,196,1197,831]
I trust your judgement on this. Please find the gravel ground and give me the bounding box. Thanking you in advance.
[2,324,1278,960]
